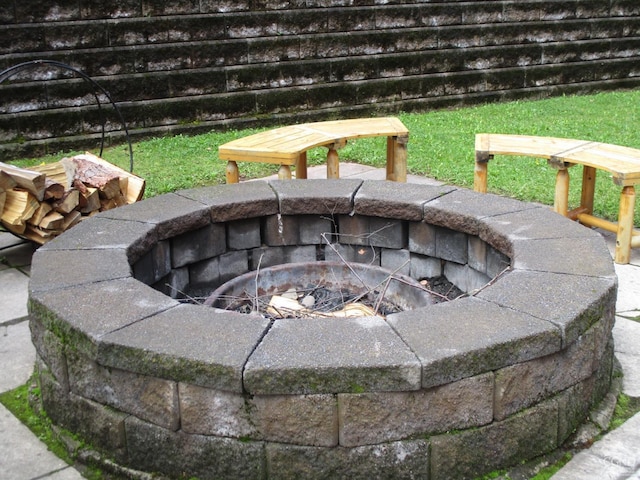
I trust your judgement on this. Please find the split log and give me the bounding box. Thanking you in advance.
[1,189,40,234]
[38,211,65,230]
[61,156,121,199]
[28,202,53,226]
[53,189,80,214]
[0,162,46,201]
[80,187,100,213]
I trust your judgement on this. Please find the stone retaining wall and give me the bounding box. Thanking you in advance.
[2,0,640,158]
[28,180,617,479]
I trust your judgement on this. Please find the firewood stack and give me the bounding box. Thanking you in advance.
[0,152,145,244]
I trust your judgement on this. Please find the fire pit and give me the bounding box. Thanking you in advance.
[28,179,617,480]
[205,261,437,318]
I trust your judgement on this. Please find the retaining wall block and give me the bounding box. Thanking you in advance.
[429,400,559,480]
[66,350,180,431]
[408,221,437,256]
[227,217,262,250]
[338,373,494,447]
[266,439,431,479]
[409,252,442,279]
[124,415,266,480]
[171,223,226,268]
[388,296,562,390]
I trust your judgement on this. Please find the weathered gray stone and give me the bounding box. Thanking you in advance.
[251,245,286,268]
[29,248,131,293]
[218,249,249,282]
[29,315,69,390]
[252,393,339,446]
[435,226,467,264]
[486,243,510,278]
[266,439,430,480]
[227,217,261,250]
[338,215,406,248]
[171,222,226,268]
[132,239,171,284]
[324,243,381,265]
[387,297,562,389]
[510,237,616,277]
[98,304,270,391]
[338,373,494,446]
[478,205,605,257]
[408,220,436,256]
[67,350,180,430]
[179,384,258,438]
[98,192,212,239]
[263,214,332,246]
[430,400,559,480]
[443,261,491,292]
[424,188,538,235]
[125,415,266,480]
[37,216,158,264]
[29,277,179,357]
[476,270,617,347]
[178,181,279,222]
[556,377,597,445]
[493,327,597,420]
[354,180,453,220]
[270,178,362,215]
[409,253,442,279]
[380,248,411,275]
[467,235,487,273]
[298,215,334,244]
[244,316,421,395]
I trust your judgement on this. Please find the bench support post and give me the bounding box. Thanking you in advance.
[226,161,239,184]
[278,165,292,180]
[473,157,489,193]
[554,168,570,217]
[326,145,340,179]
[387,135,408,182]
[296,152,307,179]
[615,186,636,264]
[580,166,597,215]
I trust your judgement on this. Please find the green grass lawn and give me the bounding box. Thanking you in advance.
[11,89,640,224]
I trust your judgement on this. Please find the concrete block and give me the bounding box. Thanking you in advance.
[98,192,212,239]
[180,384,257,438]
[227,217,261,250]
[477,269,617,347]
[67,350,180,430]
[99,305,270,392]
[218,250,249,283]
[338,373,493,446]
[324,243,380,265]
[409,220,437,256]
[244,316,421,395]
[188,256,220,288]
[468,236,487,274]
[436,226,468,264]
[354,180,453,221]
[266,439,430,479]
[252,394,339,446]
[430,400,559,480]
[388,297,562,389]
[409,253,442,279]
[171,223,226,268]
[179,181,278,222]
[125,415,266,480]
[133,240,171,285]
[269,179,361,215]
[298,215,334,245]
[380,248,411,276]
[251,246,285,269]
[494,329,597,420]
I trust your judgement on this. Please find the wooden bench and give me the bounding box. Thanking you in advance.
[474,133,640,264]
[218,117,409,183]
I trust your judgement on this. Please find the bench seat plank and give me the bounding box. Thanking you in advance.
[219,117,409,182]
[474,133,640,264]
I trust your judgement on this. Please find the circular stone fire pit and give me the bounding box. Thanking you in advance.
[28,179,617,480]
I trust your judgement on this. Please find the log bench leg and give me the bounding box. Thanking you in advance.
[226,161,239,184]
[278,165,292,180]
[387,135,408,182]
[296,152,307,179]
[473,159,489,193]
[554,168,570,217]
[615,185,635,264]
[327,146,340,179]
[580,166,597,215]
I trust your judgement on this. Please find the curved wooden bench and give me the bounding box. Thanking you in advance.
[474,133,640,264]
[219,117,409,183]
